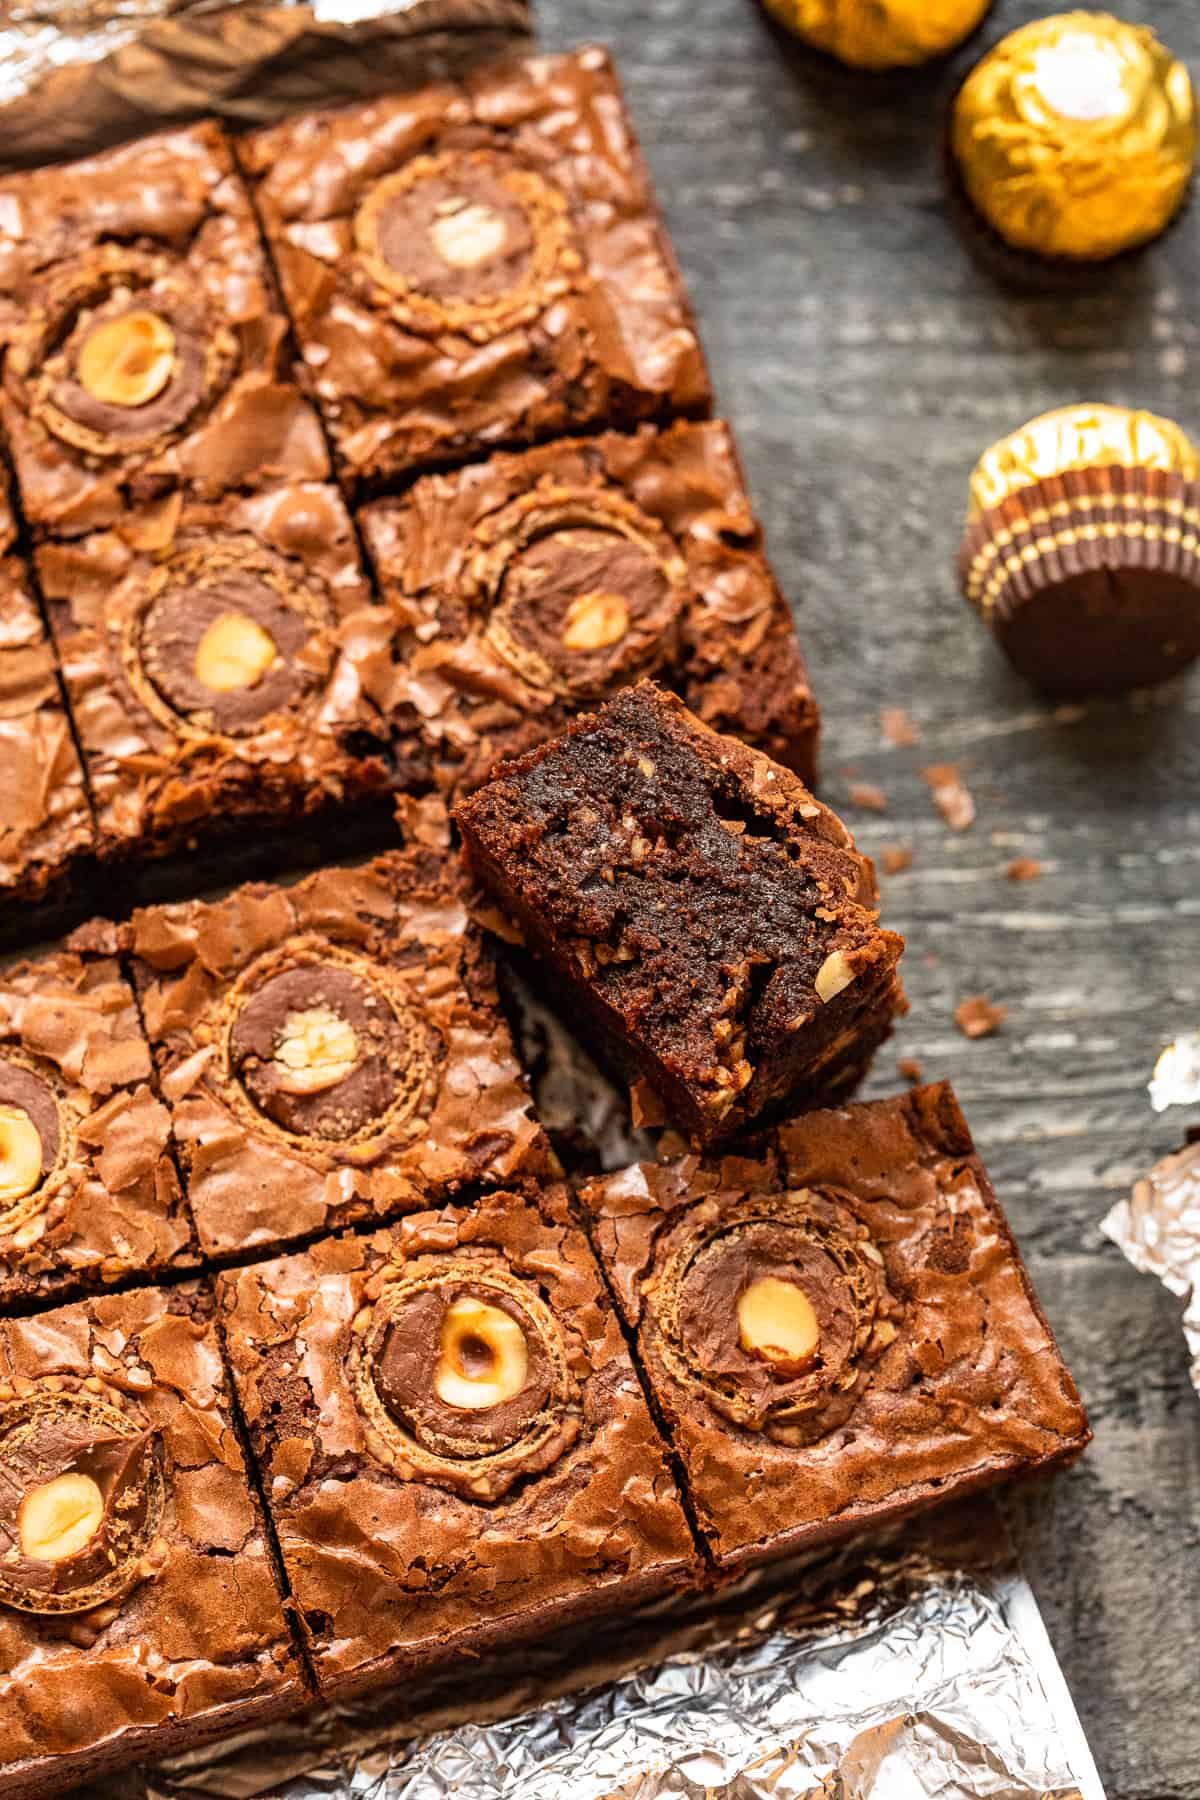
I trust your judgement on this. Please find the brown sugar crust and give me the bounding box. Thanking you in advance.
[126,852,549,1257]
[35,484,390,859]
[454,683,901,1144]
[580,1082,1091,1569]
[0,122,327,538]
[238,47,711,490]
[0,948,192,1308]
[216,1188,696,1697]
[358,420,819,797]
[0,1286,301,1794]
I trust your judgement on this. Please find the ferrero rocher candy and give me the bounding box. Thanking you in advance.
[958,404,1200,696]
[951,13,1196,262]
[762,0,992,70]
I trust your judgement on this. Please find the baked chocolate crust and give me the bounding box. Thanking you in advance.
[0,1285,302,1798]
[455,683,904,1145]
[580,1083,1091,1570]
[358,421,819,796]
[0,947,193,1309]
[0,122,328,539]
[35,484,391,859]
[239,47,711,491]
[127,852,551,1258]
[216,1187,698,1698]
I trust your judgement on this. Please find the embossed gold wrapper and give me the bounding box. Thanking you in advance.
[968,403,1200,519]
[951,12,1196,261]
[763,0,991,70]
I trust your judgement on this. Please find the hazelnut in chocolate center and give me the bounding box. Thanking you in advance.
[737,1275,821,1376]
[76,308,177,410]
[139,574,315,736]
[0,1060,61,1212]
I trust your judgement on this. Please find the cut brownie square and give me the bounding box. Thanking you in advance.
[358,420,819,796]
[0,1284,303,1798]
[579,1082,1091,1572]
[0,122,328,540]
[34,484,390,862]
[127,852,550,1258]
[0,942,193,1309]
[239,47,710,492]
[217,1185,698,1698]
[455,683,904,1145]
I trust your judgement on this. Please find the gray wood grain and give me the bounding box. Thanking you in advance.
[535,1,1200,1793]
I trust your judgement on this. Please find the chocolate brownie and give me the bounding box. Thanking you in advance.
[358,421,819,796]
[455,683,904,1145]
[127,852,550,1258]
[238,47,710,492]
[579,1083,1091,1571]
[0,122,328,540]
[217,1185,698,1698]
[34,484,390,862]
[0,944,193,1309]
[0,1283,303,1798]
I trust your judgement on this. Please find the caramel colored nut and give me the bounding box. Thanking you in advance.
[737,1275,820,1374]
[815,949,857,1003]
[76,310,177,409]
[434,1297,529,1411]
[430,199,509,269]
[0,1104,43,1204]
[193,612,279,694]
[561,591,631,653]
[18,1473,104,1563]
[273,1005,361,1095]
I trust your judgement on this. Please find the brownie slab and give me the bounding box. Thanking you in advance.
[34,484,390,862]
[455,683,904,1145]
[239,47,711,492]
[127,852,550,1258]
[0,122,328,540]
[358,420,819,796]
[217,1186,698,1697]
[0,945,193,1309]
[0,1284,303,1798]
[580,1083,1091,1570]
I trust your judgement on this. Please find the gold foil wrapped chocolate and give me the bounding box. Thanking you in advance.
[763,0,991,70]
[958,402,1200,696]
[951,12,1196,261]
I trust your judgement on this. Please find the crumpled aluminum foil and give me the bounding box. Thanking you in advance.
[1104,1136,1200,1396]
[1148,1030,1200,1113]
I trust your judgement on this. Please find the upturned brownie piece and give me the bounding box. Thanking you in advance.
[238,47,710,492]
[217,1185,698,1698]
[358,420,819,795]
[127,852,550,1258]
[455,683,904,1144]
[0,122,328,540]
[579,1083,1091,1571]
[34,484,390,862]
[0,1284,303,1798]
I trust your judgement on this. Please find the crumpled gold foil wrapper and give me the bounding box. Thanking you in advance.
[951,10,1196,260]
[1105,1133,1200,1398]
[967,403,1200,518]
[762,0,990,70]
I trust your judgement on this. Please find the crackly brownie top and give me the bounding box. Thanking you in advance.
[0,1284,297,1774]
[217,1188,694,1684]
[455,683,897,1112]
[580,1083,1090,1561]
[240,47,709,483]
[0,947,188,1297]
[358,421,817,794]
[127,853,547,1254]
[0,121,326,534]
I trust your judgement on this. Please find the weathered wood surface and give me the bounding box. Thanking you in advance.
[536,1,1200,1794]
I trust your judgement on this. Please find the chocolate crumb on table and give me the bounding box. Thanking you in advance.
[880,845,913,875]
[217,1185,698,1698]
[238,47,711,493]
[846,781,887,814]
[455,683,905,1146]
[923,762,975,832]
[126,852,550,1259]
[34,484,391,865]
[1007,857,1042,882]
[0,123,328,541]
[955,994,1008,1039]
[0,1284,304,1799]
[358,420,819,797]
[579,1082,1090,1571]
[0,942,193,1310]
